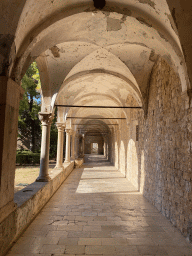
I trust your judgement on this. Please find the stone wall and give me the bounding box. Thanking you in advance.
[138,57,192,239]
[0,78,24,225]
[118,98,140,189]
[127,112,139,190]
[119,117,127,176]
[0,162,74,256]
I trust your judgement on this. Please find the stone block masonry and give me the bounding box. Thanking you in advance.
[138,57,192,240]
[0,162,74,256]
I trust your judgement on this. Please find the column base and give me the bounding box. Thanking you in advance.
[64,160,71,164]
[36,175,51,182]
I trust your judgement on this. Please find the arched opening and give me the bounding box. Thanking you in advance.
[1,1,192,255]
[91,143,98,154]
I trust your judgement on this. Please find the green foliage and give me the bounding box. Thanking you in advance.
[18,62,41,152]
[16,151,40,165]
[18,62,58,161]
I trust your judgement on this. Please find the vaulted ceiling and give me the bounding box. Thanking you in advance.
[1,0,192,135]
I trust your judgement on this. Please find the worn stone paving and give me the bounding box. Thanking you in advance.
[7,156,192,256]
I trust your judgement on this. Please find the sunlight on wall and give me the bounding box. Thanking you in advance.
[115,137,119,169]
[120,140,126,176]
[127,139,138,190]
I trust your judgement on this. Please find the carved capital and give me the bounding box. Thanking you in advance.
[65,128,72,135]
[56,122,65,132]
[39,112,54,126]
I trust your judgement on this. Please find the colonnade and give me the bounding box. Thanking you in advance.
[36,113,85,182]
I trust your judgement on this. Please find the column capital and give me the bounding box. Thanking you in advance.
[39,112,54,125]
[56,122,65,131]
[65,128,72,134]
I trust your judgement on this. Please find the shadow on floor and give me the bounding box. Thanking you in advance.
[8,156,192,256]
[84,154,112,166]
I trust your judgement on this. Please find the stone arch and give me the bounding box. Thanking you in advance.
[6,0,189,95]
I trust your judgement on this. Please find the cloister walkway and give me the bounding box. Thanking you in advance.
[7,156,192,256]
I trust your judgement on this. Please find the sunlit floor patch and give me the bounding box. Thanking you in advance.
[76,168,136,194]
[7,158,192,256]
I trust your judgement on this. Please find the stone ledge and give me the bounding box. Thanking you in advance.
[0,161,74,256]
[0,201,17,223]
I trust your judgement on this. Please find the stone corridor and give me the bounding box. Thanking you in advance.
[6,156,192,256]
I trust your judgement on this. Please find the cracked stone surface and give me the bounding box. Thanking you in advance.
[6,155,192,256]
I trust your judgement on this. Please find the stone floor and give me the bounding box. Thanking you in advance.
[7,155,192,256]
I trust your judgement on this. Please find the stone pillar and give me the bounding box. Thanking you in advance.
[103,136,107,157]
[56,123,65,168]
[82,134,85,156]
[36,113,53,182]
[114,126,119,169]
[71,131,75,160]
[0,77,24,222]
[65,129,72,163]
[102,135,107,157]
[75,134,79,158]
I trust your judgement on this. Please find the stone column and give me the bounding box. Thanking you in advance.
[0,77,24,222]
[116,127,120,170]
[56,123,65,168]
[82,134,85,156]
[103,136,107,157]
[65,129,72,163]
[71,131,75,160]
[75,134,79,158]
[36,113,53,182]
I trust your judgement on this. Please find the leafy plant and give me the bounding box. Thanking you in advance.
[18,62,41,152]
[16,151,40,165]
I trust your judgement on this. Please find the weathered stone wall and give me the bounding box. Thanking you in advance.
[0,162,74,256]
[119,117,127,176]
[138,57,192,239]
[0,78,24,226]
[118,97,140,189]
[127,111,139,190]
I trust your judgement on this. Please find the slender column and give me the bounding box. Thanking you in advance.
[71,131,75,160]
[103,136,107,157]
[82,134,85,156]
[63,130,66,163]
[75,134,79,158]
[65,129,72,163]
[56,123,65,168]
[36,113,53,182]
[104,141,106,156]
[106,137,108,158]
